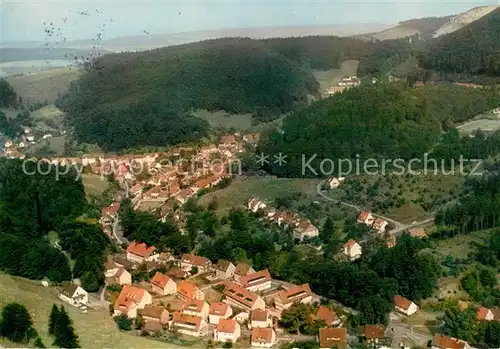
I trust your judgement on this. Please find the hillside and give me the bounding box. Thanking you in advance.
[58,36,375,151]
[419,7,500,76]
[433,5,499,37]
[369,16,452,41]
[259,83,500,177]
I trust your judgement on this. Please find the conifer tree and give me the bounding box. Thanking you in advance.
[48,304,59,336]
[53,306,80,348]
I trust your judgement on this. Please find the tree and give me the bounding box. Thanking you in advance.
[81,271,100,292]
[135,315,145,330]
[208,197,218,211]
[53,306,80,348]
[114,314,133,331]
[320,217,335,243]
[279,303,311,334]
[440,307,478,343]
[34,336,46,348]
[0,303,33,343]
[191,266,199,275]
[48,303,60,336]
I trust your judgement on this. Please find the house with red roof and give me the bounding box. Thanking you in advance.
[209,302,233,325]
[363,325,385,345]
[477,306,494,321]
[357,211,374,226]
[214,318,241,343]
[250,309,272,329]
[275,284,312,313]
[172,312,207,337]
[239,269,272,292]
[126,241,158,264]
[316,306,340,326]
[180,254,212,273]
[319,327,348,349]
[113,285,152,318]
[223,282,265,311]
[343,239,362,261]
[251,327,276,348]
[177,280,205,301]
[372,218,388,233]
[182,299,210,319]
[432,334,470,349]
[393,295,418,316]
[150,272,177,295]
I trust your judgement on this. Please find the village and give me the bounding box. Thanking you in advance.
[1,129,498,349]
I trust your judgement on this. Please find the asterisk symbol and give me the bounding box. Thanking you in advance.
[255,153,269,166]
[274,153,287,166]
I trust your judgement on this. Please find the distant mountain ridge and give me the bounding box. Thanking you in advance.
[1,23,391,60]
[433,5,499,37]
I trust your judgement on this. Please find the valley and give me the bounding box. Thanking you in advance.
[1,3,500,349]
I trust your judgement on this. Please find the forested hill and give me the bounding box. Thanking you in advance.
[259,83,500,177]
[57,36,375,151]
[418,8,500,75]
[0,159,111,291]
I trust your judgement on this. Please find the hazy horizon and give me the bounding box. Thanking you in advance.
[2,0,498,43]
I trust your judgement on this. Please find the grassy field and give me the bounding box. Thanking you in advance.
[199,178,321,214]
[81,174,110,199]
[431,229,492,261]
[27,135,67,156]
[313,60,360,91]
[329,173,465,224]
[0,273,183,348]
[6,67,83,105]
[192,109,254,131]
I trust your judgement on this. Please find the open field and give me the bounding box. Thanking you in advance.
[0,273,183,348]
[6,66,83,104]
[81,174,109,198]
[329,173,465,224]
[457,117,500,135]
[192,109,254,131]
[431,229,492,261]
[27,135,67,156]
[199,178,321,214]
[313,60,360,91]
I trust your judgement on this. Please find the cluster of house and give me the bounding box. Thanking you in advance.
[357,211,389,234]
[247,198,319,242]
[57,235,460,348]
[2,127,56,158]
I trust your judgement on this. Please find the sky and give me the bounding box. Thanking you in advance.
[1,0,499,42]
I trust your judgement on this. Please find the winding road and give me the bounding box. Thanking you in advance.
[316,181,434,236]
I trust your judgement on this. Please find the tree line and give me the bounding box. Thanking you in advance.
[258,84,500,177]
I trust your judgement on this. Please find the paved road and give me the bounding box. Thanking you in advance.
[316,181,434,235]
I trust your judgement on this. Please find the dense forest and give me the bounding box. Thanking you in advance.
[357,38,415,77]
[418,8,500,76]
[259,83,500,177]
[57,38,326,151]
[436,174,500,235]
[0,158,109,290]
[0,78,19,108]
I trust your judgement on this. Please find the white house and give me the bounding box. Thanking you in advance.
[357,211,374,226]
[209,302,233,325]
[239,269,272,292]
[251,327,276,348]
[59,284,88,307]
[393,295,418,316]
[343,239,362,261]
[150,272,177,295]
[213,260,236,280]
[114,285,152,318]
[172,312,208,337]
[275,284,312,313]
[249,309,272,329]
[372,218,388,233]
[182,299,210,320]
[214,318,241,343]
[126,241,158,264]
[247,198,267,213]
[327,177,345,189]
